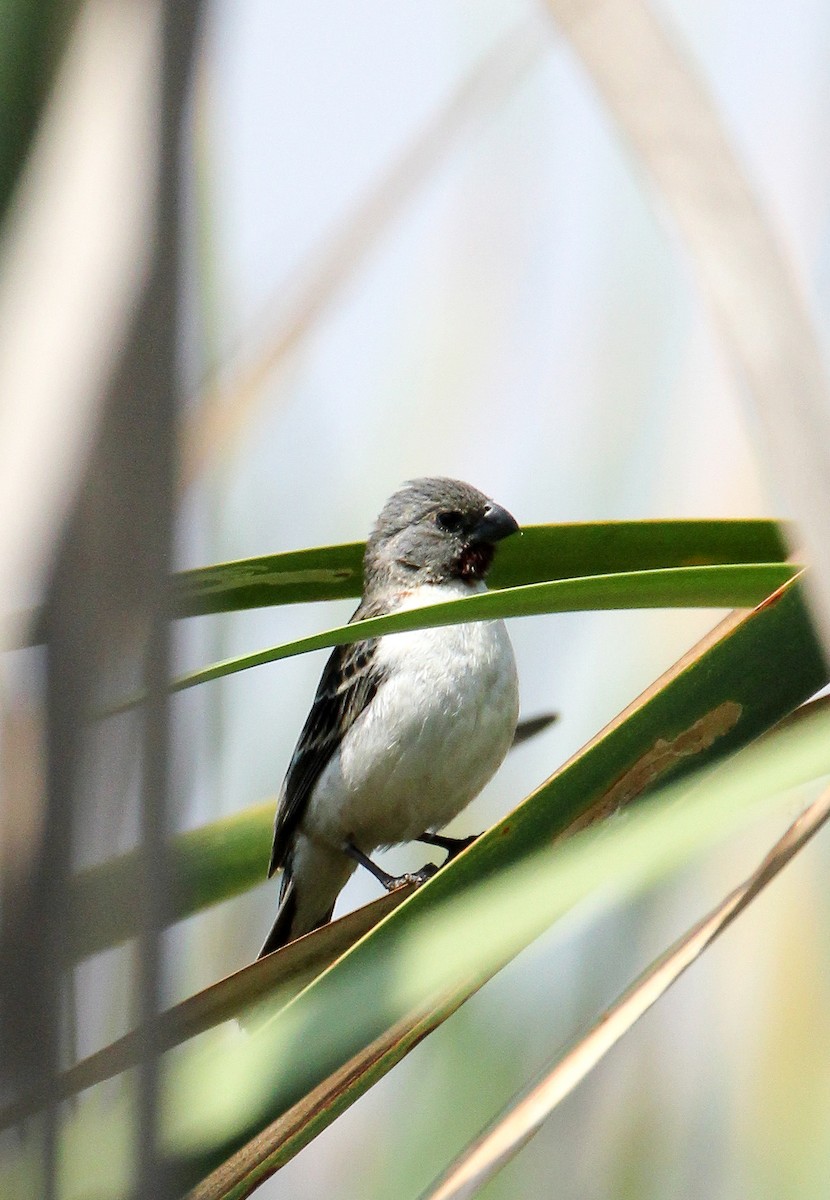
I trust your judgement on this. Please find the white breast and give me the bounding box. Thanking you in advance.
[305,581,519,852]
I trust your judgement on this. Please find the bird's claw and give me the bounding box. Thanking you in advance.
[384,862,439,892]
[343,840,441,892]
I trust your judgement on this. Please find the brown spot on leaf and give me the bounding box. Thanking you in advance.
[568,700,743,834]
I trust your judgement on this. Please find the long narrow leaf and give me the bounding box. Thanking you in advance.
[173,520,789,617]
[71,801,275,960]
[0,3,78,224]
[81,578,821,974]
[421,785,830,1200]
[159,564,796,705]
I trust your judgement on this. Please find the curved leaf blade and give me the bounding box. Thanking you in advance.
[173,520,790,617]
[420,784,830,1200]
[164,564,796,701]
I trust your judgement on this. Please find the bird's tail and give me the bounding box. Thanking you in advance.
[257,837,355,958]
[257,873,301,958]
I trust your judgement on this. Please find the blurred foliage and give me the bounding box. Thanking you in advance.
[0,1,78,227]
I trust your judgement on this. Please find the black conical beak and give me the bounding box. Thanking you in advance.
[471,501,519,545]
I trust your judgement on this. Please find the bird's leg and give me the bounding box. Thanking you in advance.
[343,840,438,892]
[417,830,480,864]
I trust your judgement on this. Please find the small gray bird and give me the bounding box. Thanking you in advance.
[258,477,520,957]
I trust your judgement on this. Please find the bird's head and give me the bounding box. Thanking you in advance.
[364,477,519,591]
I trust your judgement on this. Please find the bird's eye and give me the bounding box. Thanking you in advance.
[436,510,464,533]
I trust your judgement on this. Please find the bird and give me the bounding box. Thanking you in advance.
[258,477,520,957]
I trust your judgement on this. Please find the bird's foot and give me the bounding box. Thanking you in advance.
[417,831,480,864]
[343,840,439,893]
[385,862,439,891]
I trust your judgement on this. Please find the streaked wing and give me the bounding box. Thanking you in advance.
[268,598,387,875]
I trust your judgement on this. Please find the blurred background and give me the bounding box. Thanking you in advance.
[3,1,830,1197]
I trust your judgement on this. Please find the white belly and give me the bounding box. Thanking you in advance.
[304,583,519,851]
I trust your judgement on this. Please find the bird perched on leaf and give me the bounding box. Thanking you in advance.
[258,477,520,957]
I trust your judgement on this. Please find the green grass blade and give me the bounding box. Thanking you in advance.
[70,801,275,961]
[163,564,796,702]
[173,519,789,617]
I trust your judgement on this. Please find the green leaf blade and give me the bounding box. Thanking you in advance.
[172,520,791,618]
[171,563,796,696]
